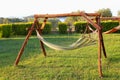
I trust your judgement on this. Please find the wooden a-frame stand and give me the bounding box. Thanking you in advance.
[14,12,107,78]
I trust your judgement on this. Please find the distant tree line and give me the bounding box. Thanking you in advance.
[0,17,25,24]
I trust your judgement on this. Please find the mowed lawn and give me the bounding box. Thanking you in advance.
[0,33,120,80]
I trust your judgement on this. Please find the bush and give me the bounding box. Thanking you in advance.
[0,25,2,38]
[58,22,67,34]
[42,22,52,34]
[12,23,33,35]
[1,24,12,38]
[12,22,51,35]
[101,21,120,33]
[25,23,35,35]
[74,22,86,33]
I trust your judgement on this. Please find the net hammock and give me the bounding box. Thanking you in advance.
[36,26,97,50]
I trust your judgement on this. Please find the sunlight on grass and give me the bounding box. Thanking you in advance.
[0,33,120,80]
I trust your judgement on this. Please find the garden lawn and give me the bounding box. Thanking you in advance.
[0,33,120,80]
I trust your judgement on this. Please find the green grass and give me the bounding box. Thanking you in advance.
[0,33,120,80]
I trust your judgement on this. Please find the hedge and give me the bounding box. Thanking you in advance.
[0,25,2,38]
[74,21,87,33]
[0,21,119,38]
[41,22,52,34]
[12,22,52,35]
[12,23,33,35]
[74,21,120,33]
[58,22,67,34]
[101,21,120,33]
[1,24,12,38]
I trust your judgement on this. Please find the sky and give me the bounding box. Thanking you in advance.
[0,0,120,18]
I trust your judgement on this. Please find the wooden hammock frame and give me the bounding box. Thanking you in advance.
[14,12,107,78]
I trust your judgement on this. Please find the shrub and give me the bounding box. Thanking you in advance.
[25,22,35,35]
[58,22,67,34]
[74,22,86,33]
[0,25,2,38]
[12,23,28,35]
[1,24,12,38]
[101,21,120,33]
[12,22,51,35]
[42,22,52,34]
[12,22,34,35]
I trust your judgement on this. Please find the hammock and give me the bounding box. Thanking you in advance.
[36,30,97,50]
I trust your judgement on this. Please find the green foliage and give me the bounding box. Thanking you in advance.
[0,25,2,38]
[101,21,120,33]
[0,21,119,38]
[58,22,67,34]
[42,22,52,34]
[74,22,86,33]
[25,22,36,35]
[12,23,32,35]
[0,17,25,24]
[97,8,112,17]
[1,24,12,38]
[12,22,51,35]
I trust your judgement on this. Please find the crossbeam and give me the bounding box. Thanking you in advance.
[14,12,106,78]
[101,17,120,21]
[34,12,100,18]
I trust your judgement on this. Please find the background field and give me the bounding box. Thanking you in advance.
[0,33,120,80]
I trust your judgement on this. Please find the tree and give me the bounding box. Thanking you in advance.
[64,10,85,25]
[48,18,61,30]
[97,8,112,17]
[0,18,4,24]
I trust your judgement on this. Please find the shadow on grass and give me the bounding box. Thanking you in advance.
[108,54,120,64]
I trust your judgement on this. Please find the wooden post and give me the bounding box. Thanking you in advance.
[39,30,47,56]
[14,19,37,66]
[35,18,48,56]
[97,29,103,77]
[96,16,107,58]
[80,12,105,77]
[96,16,106,78]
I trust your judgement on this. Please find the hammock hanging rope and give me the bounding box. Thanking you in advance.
[36,30,97,50]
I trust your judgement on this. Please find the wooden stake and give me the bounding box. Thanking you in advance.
[98,29,103,77]
[36,18,48,56]
[81,12,105,77]
[96,16,107,58]
[14,19,37,66]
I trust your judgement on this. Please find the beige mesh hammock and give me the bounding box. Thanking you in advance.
[36,26,97,50]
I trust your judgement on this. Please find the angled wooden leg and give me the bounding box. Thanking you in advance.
[40,39,47,56]
[36,19,47,57]
[100,33,107,58]
[98,30,103,78]
[14,20,37,66]
[95,16,107,58]
[81,12,104,77]
[38,29,47,56]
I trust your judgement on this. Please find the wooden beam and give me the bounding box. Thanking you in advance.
[36,19,47,56]
[34,12,100,18]
[14,19,37,66]
[80,12,101,30]
[101,17,120,21]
